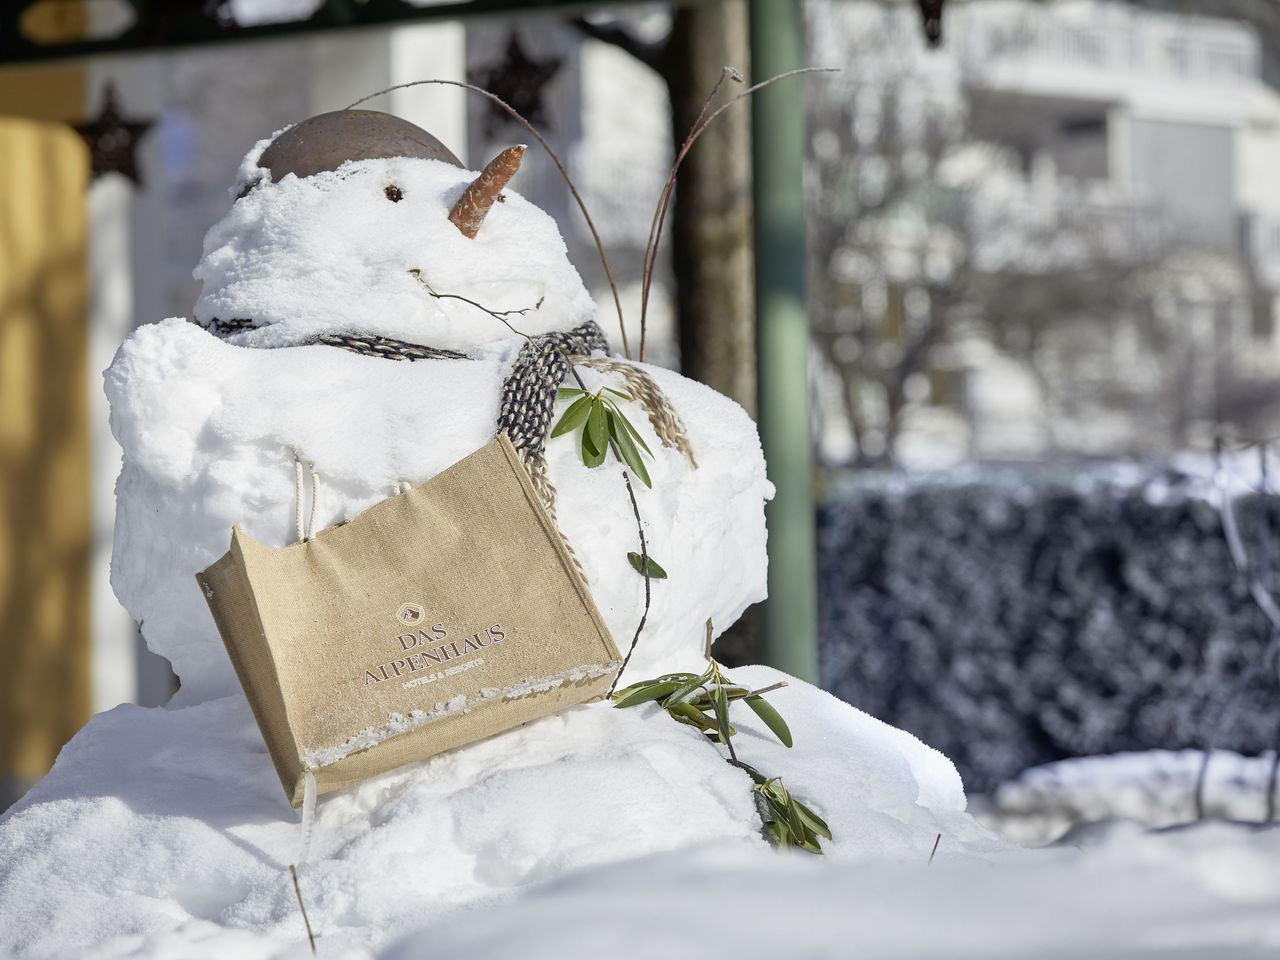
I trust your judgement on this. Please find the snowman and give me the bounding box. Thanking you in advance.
[0,111,989,958]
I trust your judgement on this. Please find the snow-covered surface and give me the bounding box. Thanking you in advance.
[978,749,1280,846]
[105,319,770,704]
[0,667,990,958]
[382,820,1280,960]
[195,154,597,351]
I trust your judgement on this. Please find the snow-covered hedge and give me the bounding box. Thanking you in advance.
[818,468,1279,792]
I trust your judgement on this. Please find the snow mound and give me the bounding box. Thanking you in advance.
[193,154,596,349]
[982,749,1280,846]
[383,820,1280,960]
[0,668,986,958]
[105,319,771,703]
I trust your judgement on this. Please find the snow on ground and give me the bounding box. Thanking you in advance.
[975,749,1280,846]
[383,820,1280,960]
[0,668,992,958]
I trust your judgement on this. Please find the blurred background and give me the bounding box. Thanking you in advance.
[1,0,1277,842]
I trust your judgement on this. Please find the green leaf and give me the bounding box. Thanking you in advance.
[690,688,753,715]
[604,388,632,401]
[663,671,712,707]
[556,387,587,400]
[782,790,805,839]
[551,396,592,438]
[744,696,793,748]
[793,800,832,841]
[613,679,681,709]
[711,683,733,748]
[626,552,668,580]
[765,818,790,847]
[587,400,608,454]
[607,410,652,488]
[667,702,717,731]
[615,408,654,457]
[796,835,825,854]
[581,421,607,467]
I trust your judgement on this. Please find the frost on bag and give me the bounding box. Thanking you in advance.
[197,435,620,806]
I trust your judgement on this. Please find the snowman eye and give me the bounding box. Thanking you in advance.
[384,184,403,203]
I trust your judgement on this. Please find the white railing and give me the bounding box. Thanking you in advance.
[954,3,1259,87]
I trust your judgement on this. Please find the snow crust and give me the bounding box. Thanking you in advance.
[194,155,597,350]
[302,661,618,768]
[0,668,985,958]
[105,318,771,704]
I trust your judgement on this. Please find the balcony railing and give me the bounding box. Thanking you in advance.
[953,5,1259,87]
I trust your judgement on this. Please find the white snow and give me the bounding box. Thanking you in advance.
[382,820,1280,960]
[0,668,988,958]
[195,155,599,351]
[978,749,1280,846]
[105,318,771,705]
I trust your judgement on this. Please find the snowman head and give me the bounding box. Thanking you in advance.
[192,110,597,352]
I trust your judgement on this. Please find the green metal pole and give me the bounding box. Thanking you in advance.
[750,0,819,683]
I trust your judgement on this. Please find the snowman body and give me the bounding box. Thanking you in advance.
[108,136,772,705]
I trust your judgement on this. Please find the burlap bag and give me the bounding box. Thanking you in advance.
[197,435,620,807]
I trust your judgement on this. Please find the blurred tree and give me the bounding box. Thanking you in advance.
[805,1,1185,465]
[573,3,755,415]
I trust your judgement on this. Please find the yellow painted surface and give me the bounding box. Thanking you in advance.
[0,99,91,790]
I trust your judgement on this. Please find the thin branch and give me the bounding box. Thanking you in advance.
[290,865,317,955]
[1196,438,1280,820]
[564,360,652,697]
[1217,450,1280,632]
[1267,740,1280,823]
[409,270,541,323]
[638,66,837,361]
[347,79,630,359]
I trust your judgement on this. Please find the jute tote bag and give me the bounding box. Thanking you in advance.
[197,435,620,807]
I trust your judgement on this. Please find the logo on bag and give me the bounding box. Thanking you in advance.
[397,603,425,626]
[361,618,508,687]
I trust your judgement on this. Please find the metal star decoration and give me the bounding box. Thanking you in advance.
[918,0,945,47]
[468,31,562,136]
[73,82,154,186]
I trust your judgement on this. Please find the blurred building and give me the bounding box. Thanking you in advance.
[959,0,1280,454]
[810,0,1280,466]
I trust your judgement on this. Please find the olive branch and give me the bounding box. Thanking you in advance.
[612,623,832,854]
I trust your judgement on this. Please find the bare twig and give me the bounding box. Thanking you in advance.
[638,66,836,361]
[928,833,941,864]
[409,270,538,326]
[290,865,317,955]
[1196,438,1280,820]
[1267,741,1280,822]
[347,79,630,359]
